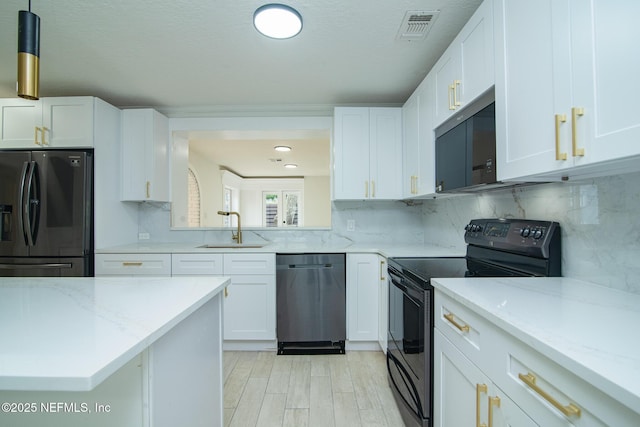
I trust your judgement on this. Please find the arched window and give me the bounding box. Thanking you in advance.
[187,168,201,227]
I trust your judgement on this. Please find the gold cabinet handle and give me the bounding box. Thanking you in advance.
[488,396,501,427]
[555,114,568,160]
[476,384,488,427]
[122,262,143,266]
[518,372,581,418]
[371,180,375,198]
[364,181,369,198]
[454,80,461,107]
[224,286,229,298]
[380,260,386,281]
[34,126,41,145]
[412,176,417,194]
[146,181,151,199]
[571,107,585,157]
[41,126,48,145]
[448,84,456,110]
[444,312,470,333]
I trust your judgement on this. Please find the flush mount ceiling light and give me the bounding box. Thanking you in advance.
[284,163,298,169]
[17,0,40,99]
[274,145,292,152]
[254,4,303,39]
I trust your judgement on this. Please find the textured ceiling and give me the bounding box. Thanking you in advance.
[0,0,482,116]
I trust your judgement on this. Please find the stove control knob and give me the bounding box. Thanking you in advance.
[521,227,531,237]
[533,229,543,239]
[476,225,483,232]
[465,224,471,231]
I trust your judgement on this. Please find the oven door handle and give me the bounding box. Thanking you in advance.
[389,271,425,306]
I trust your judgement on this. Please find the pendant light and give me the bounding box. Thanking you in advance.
[254,4,302,39]
[17,1,41,100]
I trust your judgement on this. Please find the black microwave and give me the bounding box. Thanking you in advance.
[434,90,498,193]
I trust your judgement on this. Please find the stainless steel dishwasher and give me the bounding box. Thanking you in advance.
[276,253,346,355]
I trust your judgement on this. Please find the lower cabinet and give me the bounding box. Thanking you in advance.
[378,256,388,353]
[434,329,537,427]
[95,252,276,341]
[94,253,171,276]
[434,290,640,427]
[346,253,379,342]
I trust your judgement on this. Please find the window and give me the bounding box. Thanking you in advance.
[262,190,302,227]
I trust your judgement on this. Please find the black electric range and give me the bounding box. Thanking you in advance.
[386,218,561,427]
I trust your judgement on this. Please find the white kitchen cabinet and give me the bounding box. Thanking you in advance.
[222,253,276,341]
[495,0,640,182]
[333,107,403,200]
[94,253,172,276]
[434,329,538,427]
[402,74,437,198]
[0,97,95,148]
[171,253,223,276]
[377,255,388,353]
[433,0,494,127]
[434,289,640,427]
[121,108,170,202]
[346,253,379,342]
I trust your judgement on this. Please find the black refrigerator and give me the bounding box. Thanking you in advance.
[0,150,93,276]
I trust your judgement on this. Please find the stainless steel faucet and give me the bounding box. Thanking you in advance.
[217,211,242,244]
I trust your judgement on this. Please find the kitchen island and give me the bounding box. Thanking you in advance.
[0,276,229,427]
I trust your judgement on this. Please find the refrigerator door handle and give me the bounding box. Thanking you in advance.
[0,263,73,270]
[18,161,30,246]
[23,161,39,247]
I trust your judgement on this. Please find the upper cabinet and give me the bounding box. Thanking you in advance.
[121,108,170,202]
[495,0,640,181]
[0,97,95,149]
[433,0,494,127]
[402,75,437,198]
[333,107,403,200]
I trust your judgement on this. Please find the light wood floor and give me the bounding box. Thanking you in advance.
[223,351,405,427]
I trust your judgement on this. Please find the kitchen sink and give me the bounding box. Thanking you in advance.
[197,243,267,249]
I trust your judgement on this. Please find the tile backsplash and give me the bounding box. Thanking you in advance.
[138,171,640,294]
[420,171,640,294]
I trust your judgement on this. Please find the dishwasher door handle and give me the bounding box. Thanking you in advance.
[288,263,334,269]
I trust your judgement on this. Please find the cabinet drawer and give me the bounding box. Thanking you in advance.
[491,329,640,427]
[223,253,275,275]
[172,253,223,275]
[434,292,497,370]
[95,253,171,276]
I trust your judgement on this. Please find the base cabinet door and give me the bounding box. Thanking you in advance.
[223,274,275,340]
[377,255,388,353]
[346,253,379,341]
[434,330,538,427]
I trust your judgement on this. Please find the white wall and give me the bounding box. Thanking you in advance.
[304,176,331,227]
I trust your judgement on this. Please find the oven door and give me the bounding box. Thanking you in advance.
[387,266,431,425]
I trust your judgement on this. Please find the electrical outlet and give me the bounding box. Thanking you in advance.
[347,220,355,231]
[138,232,150,240]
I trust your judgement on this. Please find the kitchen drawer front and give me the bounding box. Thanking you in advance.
[172,253,223,275]
[95,253,171,276]
[491,329,640,427]
[434,292,497,371]
[223,253,275,275]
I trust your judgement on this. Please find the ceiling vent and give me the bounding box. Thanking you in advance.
[396,11,440,42]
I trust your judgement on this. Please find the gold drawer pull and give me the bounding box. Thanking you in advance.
[476,384,487,427]
[454,79,461,107]
[444,312,470,333]
[488,396,501,427]
[518,372,581,417]
[122,262,143,267]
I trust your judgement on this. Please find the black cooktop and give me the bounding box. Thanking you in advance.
[388,257,469,284]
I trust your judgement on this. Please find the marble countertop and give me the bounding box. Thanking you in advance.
[0,276,229,392]
[432,277,640,413]
[95,241,464,259]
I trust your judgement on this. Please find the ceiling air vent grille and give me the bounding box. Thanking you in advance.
[396,10,440,42]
